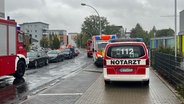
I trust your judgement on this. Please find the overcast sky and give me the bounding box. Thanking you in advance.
[5,0,184,33]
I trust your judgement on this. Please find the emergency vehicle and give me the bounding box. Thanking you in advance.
[86,39,93,57]
[92,35,116,66]
[103,38,149,86]
[0,17,28,78]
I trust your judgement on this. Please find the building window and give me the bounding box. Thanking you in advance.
[35,35,37,38]
[35,30,37,32]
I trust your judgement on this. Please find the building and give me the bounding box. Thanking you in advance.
[0,0,5,18]
[150,36,174,49]
[180,10,184,32]
[68,33,79,47]
[47,30,68,48]
[20,22,49,48]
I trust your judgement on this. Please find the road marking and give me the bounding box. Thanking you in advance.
[39,93,83,96]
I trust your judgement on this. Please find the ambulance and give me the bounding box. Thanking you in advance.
[103,38,149,86]
[92,35,116,66]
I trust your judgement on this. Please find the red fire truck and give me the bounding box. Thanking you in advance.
[0,17,28,78]
[86,39,93,57]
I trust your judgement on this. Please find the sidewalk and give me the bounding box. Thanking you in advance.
[20,64,102,104]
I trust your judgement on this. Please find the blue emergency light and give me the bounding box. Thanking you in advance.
[109,38,143,43]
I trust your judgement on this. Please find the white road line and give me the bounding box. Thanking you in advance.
[39,93,83,96]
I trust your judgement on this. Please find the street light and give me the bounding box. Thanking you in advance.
[174,0,177,57]
[81,3,101,35]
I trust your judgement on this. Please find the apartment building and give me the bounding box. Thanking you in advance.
[47,30,68,48]
[20,22,49,48]
[68,33,79,47]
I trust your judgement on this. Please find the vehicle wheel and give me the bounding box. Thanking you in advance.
[104,80,110,85]
[45,59,49,65]
[62,57,64,61]
[87,53,90,58]
[34,61,38,68]
[13,60,26,78]
[143,80,149,86]
[56,58,59,62]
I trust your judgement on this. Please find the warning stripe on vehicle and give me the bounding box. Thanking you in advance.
[106,59,146,65]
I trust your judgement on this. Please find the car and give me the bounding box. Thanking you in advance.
[103,40,149,86]
[47,50,64,62]
[60,49,73,59]
[66,48,75,57]
[27,51,49,68]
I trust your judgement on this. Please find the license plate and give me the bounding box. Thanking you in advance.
[119,68,133,72]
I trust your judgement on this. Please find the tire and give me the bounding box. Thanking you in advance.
[87,53,90,57]
[34,61,38,68]
[143,80,149,86]
[62,57,64,61]
[13,61,26,78]
[104,80,110,85]
[45,59,49,65]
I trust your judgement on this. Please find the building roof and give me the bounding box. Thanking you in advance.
[19,22,49,26]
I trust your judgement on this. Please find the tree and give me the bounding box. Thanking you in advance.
[24,35,31,51]
[104,25,123,38]
[131,23,145,38]
[50,35,60,49]
[81,15,109,35]
[149,26,157,38]
[130,23,150,46]
[156,28,174,37]
[40,36,49,48]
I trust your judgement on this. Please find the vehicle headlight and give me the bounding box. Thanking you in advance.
[97,54,102,58]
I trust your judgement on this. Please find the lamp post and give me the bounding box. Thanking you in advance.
[174,0,177,57]
[81,3,101,35]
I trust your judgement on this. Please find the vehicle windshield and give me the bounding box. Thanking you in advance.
[61,50,70,54]
[63,49,70,51]
[98,43,107,51]
[18,32,24,43]
[27,52,37,57]
[47,50,58,54]
[107,45,145,58]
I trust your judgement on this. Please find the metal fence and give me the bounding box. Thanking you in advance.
[151,50,184,88]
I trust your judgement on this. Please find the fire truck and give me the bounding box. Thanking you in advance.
[92,35,116,66]
[86,39,93,57]
[0,17,28,78]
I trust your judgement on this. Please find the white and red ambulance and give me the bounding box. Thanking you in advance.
[103,39,149,86]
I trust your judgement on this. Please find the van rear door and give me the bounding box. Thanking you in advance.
[104,43,149,75]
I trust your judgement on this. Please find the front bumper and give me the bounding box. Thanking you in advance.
[95,57,103,66]
[103,68,150,81]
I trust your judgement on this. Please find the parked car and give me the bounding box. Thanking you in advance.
[27,51,49,68]
[60,49,73,59]
[66,48,75,57]
[47,50,64,62]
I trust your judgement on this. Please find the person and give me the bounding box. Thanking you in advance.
[102,48,105,57]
